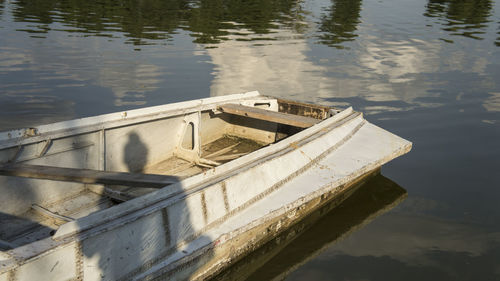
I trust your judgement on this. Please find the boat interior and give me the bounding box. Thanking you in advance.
[0,98,336,251]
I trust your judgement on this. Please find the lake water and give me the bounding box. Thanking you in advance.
[1,0,499,279]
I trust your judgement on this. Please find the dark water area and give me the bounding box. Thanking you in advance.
[1,0,500,279]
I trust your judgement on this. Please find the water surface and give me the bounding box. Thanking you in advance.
[1,0,500,279]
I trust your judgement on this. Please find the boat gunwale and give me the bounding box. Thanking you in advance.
[50,106,356,242]
[0,91,263,150]
[1,107,357,268]
[1,94,358,267]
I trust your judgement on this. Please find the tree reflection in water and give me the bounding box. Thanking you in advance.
[317,0,363,49]
[496,21,500,47]
[187,0,306,44]
[9,0,306,45]
[0,0,4,18]
[11,0,190,43]
[10,0,497,48]
[424,0,493,41]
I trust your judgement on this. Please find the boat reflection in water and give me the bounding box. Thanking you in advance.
[211,172,407,281]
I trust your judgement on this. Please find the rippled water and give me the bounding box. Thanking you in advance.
[1,0,500,279]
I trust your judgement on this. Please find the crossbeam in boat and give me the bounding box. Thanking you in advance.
[0,164,179,188]
[31,204,74,222]
[218,104,321,128]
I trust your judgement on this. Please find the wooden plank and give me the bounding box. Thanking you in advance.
[31,204,74,222]
[0,164,179,188]
[277,98,334,120]
[204,142,240,159]
[211,152,249,161]
[218,104,321,128]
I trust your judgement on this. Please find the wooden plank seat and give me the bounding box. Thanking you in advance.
[0,164,179,188]
[218,104,321,128]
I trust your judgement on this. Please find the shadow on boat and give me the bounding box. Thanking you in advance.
[0,130,212,280]
[74,132,215,280]
[0,212,54,251]
[210,173,407,281]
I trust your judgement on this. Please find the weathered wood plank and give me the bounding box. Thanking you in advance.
[218,104,321,128]
[204,142,240,159]
[211,152,249,161]
[31,204,74,222]
[277,98,332,119]
[0,164,179,188]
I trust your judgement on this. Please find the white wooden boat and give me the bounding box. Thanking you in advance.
[0,91,411,280]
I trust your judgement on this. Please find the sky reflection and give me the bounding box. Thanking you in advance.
[2,0,497,127]
[1,0,498,127]
[483,92,500,112]
[206,26,329,99]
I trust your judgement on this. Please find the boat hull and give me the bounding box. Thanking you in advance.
[0,92,411,281]
[132,117,411,281]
